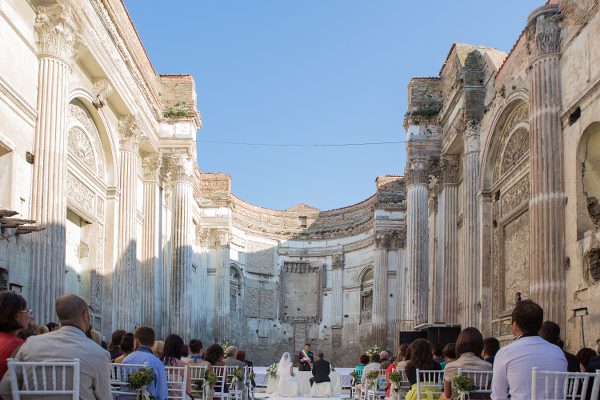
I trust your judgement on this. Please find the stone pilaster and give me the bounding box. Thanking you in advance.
[405,162,430,327]
[462,120,482,327]
[29,4,78,322]
[373,233,389,345]
[331,253,344,327]
[113,115,143,330]
[215,229,230,341]
[527,5,566,327]
[166,153,195,339]
[140,153,161,327]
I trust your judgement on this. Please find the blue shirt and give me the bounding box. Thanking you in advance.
[123,346,168,400]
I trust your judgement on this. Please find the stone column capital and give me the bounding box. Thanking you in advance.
[161,152,195,184]
[528,5,561,58]
[375,232,392,249]
[118,114,144,152]
[34,4,79,64]
[463,120,481,155]
[440,156,460,184]
[216,229,230,247]
[142,153,162,181]
[406,160,430,186]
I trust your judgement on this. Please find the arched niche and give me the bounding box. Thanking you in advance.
[577,122,600,237]
[359,266,374,324]
[230,264,243,313]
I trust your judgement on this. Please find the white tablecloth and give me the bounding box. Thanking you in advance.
[263,370,342,396]
[254,367,354,389]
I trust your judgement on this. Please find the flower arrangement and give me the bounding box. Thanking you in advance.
[267,363,278,378]
[365,370,379,388]
[220,340,231,351]
[452,375,475,400]
[349,371,357,380]
[127,367,155,400]
[365,344,382,358]
[388,371,401,385]
[203,369,217,387]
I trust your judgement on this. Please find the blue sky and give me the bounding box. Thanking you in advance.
[124,0,544,210]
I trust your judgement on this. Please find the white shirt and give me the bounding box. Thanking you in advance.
[491,335,567,400]
[361,362,381,383]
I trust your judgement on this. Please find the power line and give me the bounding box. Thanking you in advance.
[197,140,405,147]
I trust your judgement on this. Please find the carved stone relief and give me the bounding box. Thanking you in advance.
[67,172,95,216]
[69,102,105,181]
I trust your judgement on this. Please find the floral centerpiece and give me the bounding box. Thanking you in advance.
[365,344,382,358]
[267,363,278,378]
[452,375,475,400]
[220,340,231,351]
[127,367,155,400]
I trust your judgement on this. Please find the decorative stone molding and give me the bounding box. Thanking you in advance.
[405,164,429,186]
[440,157,460,185]
[118,114,143,152]
[375,232,391,249]
[217,229,230,247]
[530,8,562,56]
[34,4,79,63]
[161,152,195,183]
[142,153,161,181]
[463,120,481,155]
[92,79,112,109]
[69,102,105,181]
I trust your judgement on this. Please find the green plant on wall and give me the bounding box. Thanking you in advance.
[163,101,189,118]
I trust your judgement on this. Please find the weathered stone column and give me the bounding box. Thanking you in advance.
[439,158,459,324]
[462,121,482,327]
[167,153,195,339]
[373,234,389,345]
[527,4,566,327]
[113,115,142,330]
[29,4,78,322]
[331,253,344,327]
[140,153,161,327]
[405,163,430,327]
[215,229,230,341]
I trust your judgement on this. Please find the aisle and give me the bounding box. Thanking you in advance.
[255,392,352,400]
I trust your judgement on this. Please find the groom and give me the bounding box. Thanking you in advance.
[298,343,314,371]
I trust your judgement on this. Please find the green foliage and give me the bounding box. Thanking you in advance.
[267,363,278,378]
[366,371,379,381]
[233,368,244,380]
[452,375,475,394]
[349,371,357,379]
[388,371,402,384]
[127,367,155,389]
[204,369,217,386]
[163,102,189,118]
[365,345,382,358]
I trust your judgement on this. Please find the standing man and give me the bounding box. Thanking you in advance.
[298,343,314,371]
[310,352,331,386]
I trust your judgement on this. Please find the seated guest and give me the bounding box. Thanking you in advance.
[204,344,225,367]
[385,346,409,398]
[404,339,442,386]
[123,326,168,400]
[0,291,29,379]
[432,343,444,365]
[576,348,597,372]
[237,350,255,386]
[585,338,600,372]
[482,337,499,365]
[539,320,580,372]
[395,343,410,372]
[114,332,134,363]
[0,294,112,399]
[35,325,49,335]
[361,353,381,384]
[109,329,126,361]
[224,346,246,368]
[441,343,456,369]
[354,354,369,382]
[310,352,330,386]
[162,334,192,396]
[440,327,492,400]
[186,339,204,365]
[491,300,567,400]
[380,351,391,370]
[152,340,165,359]
[45,322,59,332]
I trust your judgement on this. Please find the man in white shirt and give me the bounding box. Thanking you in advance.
[361,353,381,384]
[491,300,567,400]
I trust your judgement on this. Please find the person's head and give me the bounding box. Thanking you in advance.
[55,294,91,332]
[46,322,59,332]
[431,343,443,359]
[455,327,484,358]
[189,339,203,355]
[120,333,134,354]
[90,330,103,346]
[511,299,543,336]
[110,329,126,350]
[396,343,409,363]
[304,343,311,351]
[204,344,225,365]
[539,321,561,346]
[152,340,164,357]
[236,349,246,362]
[576,347,597,370]
[0,290,29,333]
[318,352,324,359]
[442,343,456,362]
[163,334,185,362]
[359,354,369,365]
[225,346,238,358]
[133,326,156,349]
[370,353,381,363]
[406,338,433,369]
[482,337,500,359]
[35,324,49,335]
[379,351,390,361]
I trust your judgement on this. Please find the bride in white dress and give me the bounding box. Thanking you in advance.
[274,352,299,397]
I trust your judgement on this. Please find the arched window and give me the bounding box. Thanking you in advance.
[360,267,374,323]
[230,266,242,312]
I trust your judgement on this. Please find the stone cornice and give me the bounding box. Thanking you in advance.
[34,4,79,64]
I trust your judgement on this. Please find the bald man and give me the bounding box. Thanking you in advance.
[0,294,112,399]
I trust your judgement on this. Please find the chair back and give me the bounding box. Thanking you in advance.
[110,362,148,397]
[188,365,207,398]
[165,365,188,400]
[376,368,387,391]
[212,365,227,398]
[456,369,493,394]
[397,368,411,391]
[6,358,80,400]
[415,369,444,400]
[531,367,600,400]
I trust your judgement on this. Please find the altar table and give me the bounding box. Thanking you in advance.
[263,369,343,396]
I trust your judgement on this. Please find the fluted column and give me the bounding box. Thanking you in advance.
[331,253,344,327]
[29,4,78,322]
[528,5,566,327]
[113,116,143,330]
[167,153,195,339]
[405,163,430,327]
[141,154,161,327]
[373,234,389,344]
[439,158,459,324]
[215,229,230,341]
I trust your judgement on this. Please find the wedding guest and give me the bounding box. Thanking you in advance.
[441,343,456,369]
[113,332,134,363]
[482,337,499,365]
[354,354,369,381]
[491,300,567,400]
[35,325,49,335]
[432,343,444,365]
[224,346,246,367]
[123,326,168,400]
[361,353,381,384]
[0,294,112,399]
[395,343,410,371]
[440,327,491,400]
[539,320,580,372]
[586,338,600,372]
[186,339,204,365]
[204,344,225,367]
[15,322,36,341]
[162,334,192,396]
[152,340,165,359]
[310,352,331,386]
[404,339,441,385]
[385,347,408,398]
[380,351,391,370]
[0,291,28,379]
[237,350,256,386]
[576,347,597,372]
[108,329,126,360]
[45,322,59,332]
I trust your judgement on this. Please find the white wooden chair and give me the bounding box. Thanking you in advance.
[225,366,246,400]
[396,369,411,397]
[456,369,493,396]
[110,362,148,398]
[166,365,188,400]
[188,365,207,398]
[365,369,387,400]
[212,365,227,400]
[6,358,80,399]
[531,367,600,400]
[414,369,444,400]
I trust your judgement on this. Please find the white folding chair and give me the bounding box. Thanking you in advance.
[397,369,411,396]
[212,365,227,400]
[456,369,493,396]
[366,369,387,400]
[531,367,600,400]
[188,365,207,398]
[6,358,80,399]
[110,362,148,398]
[415,369,444,400]
[243,366,254,400]
[165,365,188,400]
